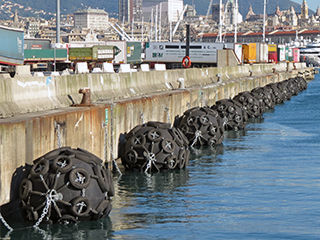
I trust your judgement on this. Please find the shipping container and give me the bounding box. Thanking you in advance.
[293,48,300,63]
[0,26,24,66]
[268,44,278,63]
[126,41,142,64]
[259,43,268,63]
[24,38,51,50]
[242,43,257,63]
[69,45,115,62]
[277,44,286,62]
[24,49,68,61]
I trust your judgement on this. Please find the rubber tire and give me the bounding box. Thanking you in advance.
[69,168,91,189]
[30,158,49,177]
[70,197,91,217]
[19,179,33,200]
[52,155,74,173]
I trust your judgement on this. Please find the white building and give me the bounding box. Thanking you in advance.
[74,8,109,30]
[142,0,184,24]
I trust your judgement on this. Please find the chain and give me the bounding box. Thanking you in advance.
[165,107,170,123]
[143,151,159,173]
[140,111,145,124]
[0,212,13,232]
[104,123,122,175]
[191,130,202,147]
[55,123,62,148]
[33,195,51,228]
[81,188,86,197]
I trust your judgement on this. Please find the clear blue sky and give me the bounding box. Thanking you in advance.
[291,0,318,12]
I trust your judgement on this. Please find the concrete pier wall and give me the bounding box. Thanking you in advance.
[0,62,313,206]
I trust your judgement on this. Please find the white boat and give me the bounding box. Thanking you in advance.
[300,35,320,67]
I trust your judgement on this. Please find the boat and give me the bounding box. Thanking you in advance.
[300,35,320,67]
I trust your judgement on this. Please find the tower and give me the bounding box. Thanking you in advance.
[301,0,308,20]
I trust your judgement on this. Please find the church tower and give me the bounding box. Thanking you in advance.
[301,0,308,20]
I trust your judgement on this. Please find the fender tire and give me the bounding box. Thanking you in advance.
[19,179,32,200]
[161,138,175,153]
[130,133,146,148]
[30,158,49,177]
[52,155,74,173]
[93,165,109,193]
[70,197,91,217]
[165,156,178,170]
[69,168,91,189]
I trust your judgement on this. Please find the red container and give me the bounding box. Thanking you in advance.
[268,51,278,63]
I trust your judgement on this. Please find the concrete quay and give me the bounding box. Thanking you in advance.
[0,62,315,207]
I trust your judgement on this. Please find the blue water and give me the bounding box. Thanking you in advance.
[1,73,320,239]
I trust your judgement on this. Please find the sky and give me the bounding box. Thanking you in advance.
[291,0,318,12]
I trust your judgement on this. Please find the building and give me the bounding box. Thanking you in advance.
[201,29,320,44]
[119,0,143,23]
[212,0,242,26]
[74,8,109,30]
[142,0,184,24]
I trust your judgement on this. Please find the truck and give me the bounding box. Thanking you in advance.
[24,49,68,71]
[69,45,117,70]
[104,41,142,69]
[0,25,24,75]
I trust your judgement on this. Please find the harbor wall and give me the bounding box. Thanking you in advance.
[0,62,314,207]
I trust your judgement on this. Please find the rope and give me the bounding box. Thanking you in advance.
[191,130,202,147]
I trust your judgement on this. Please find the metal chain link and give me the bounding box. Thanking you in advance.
[104,123,122,175]
[191,130,202,147]
[55,123,62,148]
[165,106,170,123]
[33,195,51,228]
[140,111,145,124]
[0,212,13,232]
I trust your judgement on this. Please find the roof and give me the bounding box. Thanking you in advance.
[74,8,108,15]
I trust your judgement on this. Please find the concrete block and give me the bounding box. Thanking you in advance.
[92,68,103,73]
[34,72,44,77]
[51,71,60,76]
[119,64,131,73]
[14,65,31,77]
[61,69,71,75]
[75,62,89,74]
[141,64,150,72]
[155,64,166,71]
[102,63,115,73]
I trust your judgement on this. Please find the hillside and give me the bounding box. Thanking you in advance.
[0,0,312,20]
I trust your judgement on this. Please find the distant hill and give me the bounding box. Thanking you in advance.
[0,0,313,20]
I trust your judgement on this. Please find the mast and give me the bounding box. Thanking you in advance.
[155,5,158,42]
[234,0,238,43]
[219,0,222,42]
[263,0,266,43]
[56,0,60,43]
[159,3,162,42]
[151,8,154,42]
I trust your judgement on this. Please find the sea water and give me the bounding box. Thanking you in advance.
[1,73,320,240]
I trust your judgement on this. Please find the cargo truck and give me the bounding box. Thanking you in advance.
[0,25,24,76]
[69,45,117,70]
[24,49,68,71]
